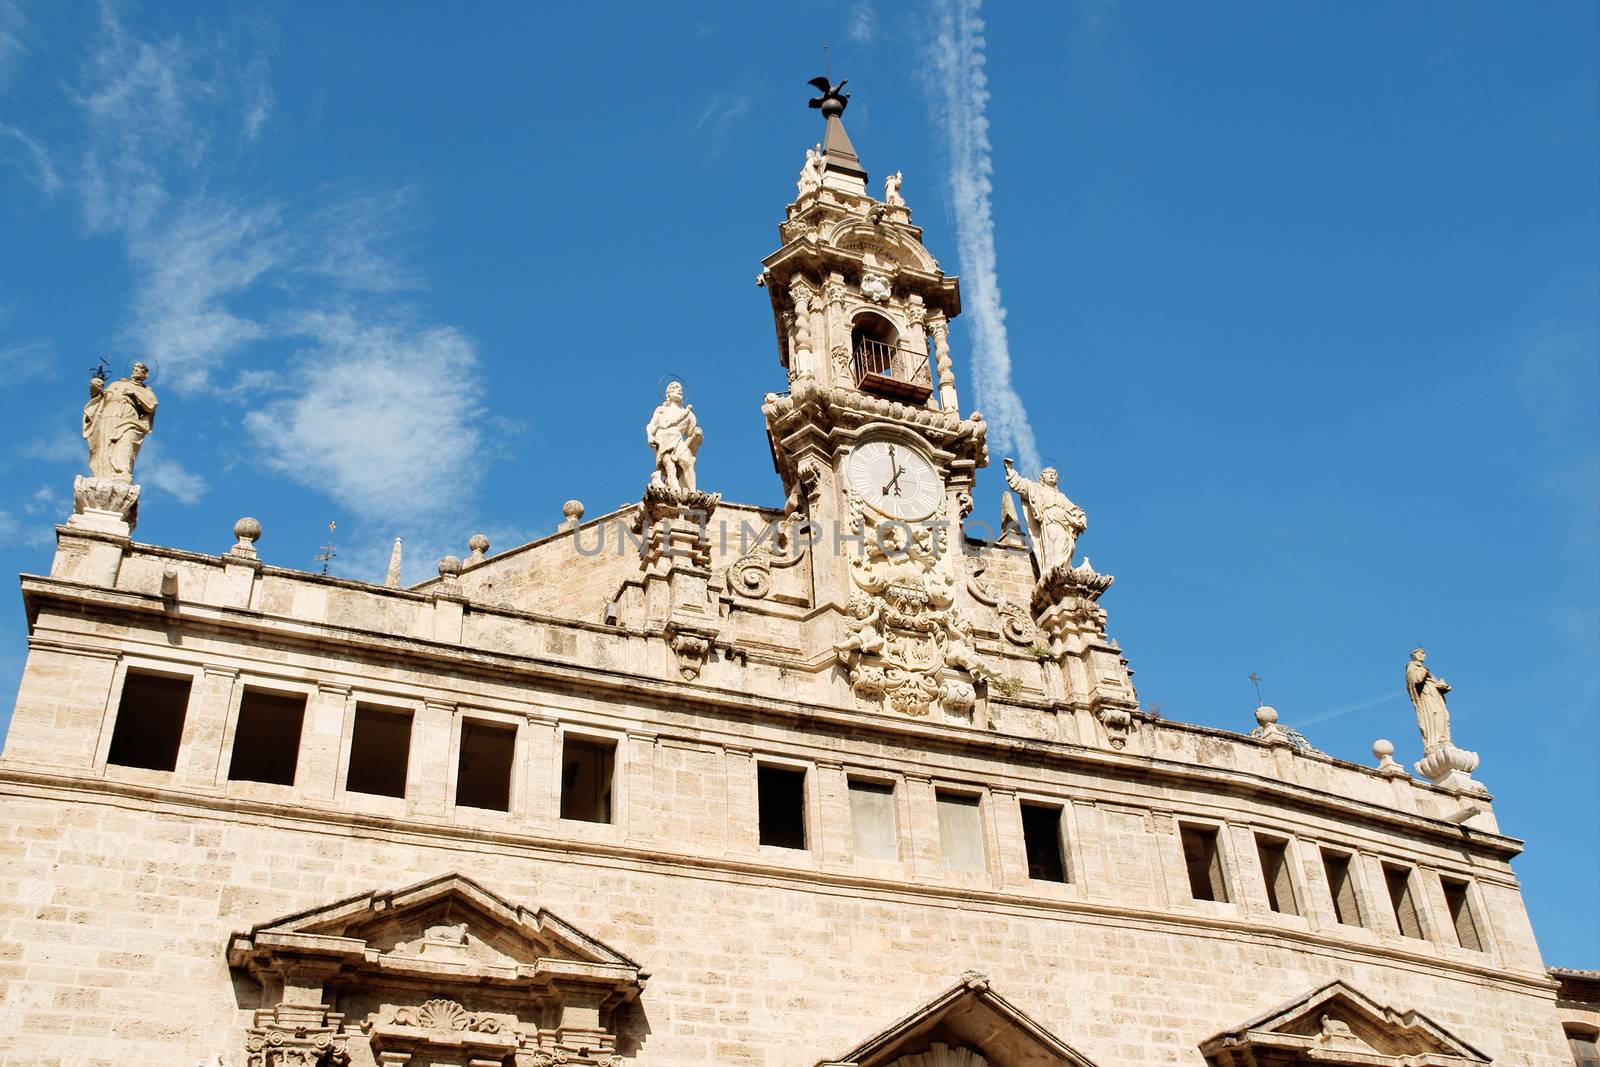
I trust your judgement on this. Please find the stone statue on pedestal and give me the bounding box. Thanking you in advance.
[797,144,823,197]
[83,362,157,482]
[646,381,703,495]
[884,170,904,207]
[1003,458,1086,576]
[1404,647,1486,794]
[1405,647,1453,752]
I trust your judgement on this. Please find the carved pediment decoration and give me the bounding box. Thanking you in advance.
[228,873,644,1067]
[1199,980,1492,1066]
[816,972,1099,1067]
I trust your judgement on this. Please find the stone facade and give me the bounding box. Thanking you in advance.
[0,88,1582,1066]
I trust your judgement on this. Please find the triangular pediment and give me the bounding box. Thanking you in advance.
[818,974,1099,1067]
[228,872,642,994]
[1200,981,1491,1066]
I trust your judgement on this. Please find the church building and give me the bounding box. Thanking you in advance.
[0,82,1587,1066]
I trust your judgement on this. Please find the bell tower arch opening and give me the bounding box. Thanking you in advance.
[849,311,932,405]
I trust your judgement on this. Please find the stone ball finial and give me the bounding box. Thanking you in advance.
[563,499,584,521]
[468,533,490,554]
[438,555,463,579]
[231,516,261,558]
[1373,738,1395,760]
[1254,705,1279,727]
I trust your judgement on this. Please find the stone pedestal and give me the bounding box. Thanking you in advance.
[636,485,722,680]
[1030,560,1139,748]
[69,475,139,535]
[1417,742,1489,796]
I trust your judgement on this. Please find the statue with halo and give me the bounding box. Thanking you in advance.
[83,360,157,482]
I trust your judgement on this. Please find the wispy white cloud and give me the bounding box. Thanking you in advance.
[244,309,486,522]
[0,123,60,194]
[0,337,53,381]
[692,91,750,133]
[0,483,60,548]
[19,7,496,522]
[848,3,878,44]
[22,427,83,465]
[123,200,284,392]
[1298,690,1406,727]
[139,441,208,504]
[926,0,1041,473]
[0,0,28,93]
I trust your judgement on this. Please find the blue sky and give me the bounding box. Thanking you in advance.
[0,2,1595,958]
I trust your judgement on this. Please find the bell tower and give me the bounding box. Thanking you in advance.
[757,78,994,721]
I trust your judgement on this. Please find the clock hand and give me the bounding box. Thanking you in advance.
[883,465,906,496]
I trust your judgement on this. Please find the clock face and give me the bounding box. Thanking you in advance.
[846,437,942,520]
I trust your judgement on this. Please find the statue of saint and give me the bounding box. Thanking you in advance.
[1405,648,1454,752]
[646,381,703,495]
[1003,459,1086,575]
[797,144,824,197]
[83,361,157,482]
[884,170,904,207]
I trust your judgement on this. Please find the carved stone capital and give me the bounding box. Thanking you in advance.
[1416,742,1488,795]
[69,475,140,534]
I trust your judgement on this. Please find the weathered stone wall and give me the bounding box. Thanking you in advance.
[0,782,1570,1067]
[0,537,1566,1066]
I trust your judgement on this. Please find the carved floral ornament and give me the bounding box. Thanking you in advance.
[228,874,644,1067]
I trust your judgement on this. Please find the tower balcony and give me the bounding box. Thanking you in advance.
[852,337,933,405]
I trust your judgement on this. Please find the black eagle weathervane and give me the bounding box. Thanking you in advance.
[808,76,849,118]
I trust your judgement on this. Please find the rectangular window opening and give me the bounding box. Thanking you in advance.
[1383,864,1425,939]
[1255,835,1298,915]
[1180,824,1229,902]
[1020,802,1068,883]
[559,735,615,823]
[106,671,192,772]
[456,720,517,812]
[757,764,807,850]
[227,688,306,786]
[345,705,413,798]
[935,791,985,872]
[1322,849,1363,926]
[847,779,898,860]
[1441,877,1484,951]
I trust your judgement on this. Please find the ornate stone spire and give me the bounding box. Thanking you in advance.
[807,77,867,188]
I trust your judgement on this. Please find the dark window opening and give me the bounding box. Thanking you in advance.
[1384,864,1425,939]
[345,705,412,798]
[1256,836,1298,915]
[1322,849,1363,926]
[1441,877,1484,951]
[227,689,306,786]
[106,671,191,772]
[1181,824,1229,902]
[1020,802,1068,883]
[456,720,517,812]
[848,779,898,860]
[559,735,615,823]
[1567,1028,1600,1067]
[757,764,807,850]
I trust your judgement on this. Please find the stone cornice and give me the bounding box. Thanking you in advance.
[0,769,1553,998]
[17,574,1524,863]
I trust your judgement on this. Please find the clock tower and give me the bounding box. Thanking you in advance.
[757,78,997,721]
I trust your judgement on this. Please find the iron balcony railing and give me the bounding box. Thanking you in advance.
[852,337,933,404]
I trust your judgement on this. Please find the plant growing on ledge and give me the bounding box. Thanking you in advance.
[1026,644,1053,660]
[992,676,1023,698]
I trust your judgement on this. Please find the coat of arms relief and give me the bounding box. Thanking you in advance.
[833,491,994,722]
